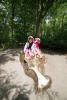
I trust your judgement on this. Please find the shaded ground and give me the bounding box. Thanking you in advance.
[0,49,67,100]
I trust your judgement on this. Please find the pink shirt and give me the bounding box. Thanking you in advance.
[33,41,39,49]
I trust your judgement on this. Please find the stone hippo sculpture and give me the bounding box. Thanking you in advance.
[20,52,51,93]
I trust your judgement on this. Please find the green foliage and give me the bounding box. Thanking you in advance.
[0,0,67,51]
[40,1,67,51]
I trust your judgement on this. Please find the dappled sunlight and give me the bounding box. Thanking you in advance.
[0,49,22,65]
[0,53,15,65]
[0,0,67,99]
[0,49,67,100]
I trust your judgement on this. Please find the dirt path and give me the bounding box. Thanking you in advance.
[0,49,67,100]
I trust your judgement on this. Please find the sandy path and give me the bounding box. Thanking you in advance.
[0,49,67,100]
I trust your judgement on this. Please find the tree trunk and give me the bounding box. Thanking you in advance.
[36,19,40,37]
[11,0,15,39]
[36,0,41,37]
[61,14,64,33]
[36,0,45,37]
[35,0,54,37]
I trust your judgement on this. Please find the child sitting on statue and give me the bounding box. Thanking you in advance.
[32,38,42,58]
[24,36,34,61]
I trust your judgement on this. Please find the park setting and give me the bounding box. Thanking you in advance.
[0,0,67,100]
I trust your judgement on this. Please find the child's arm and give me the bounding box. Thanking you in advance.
[24,42,29,53]
[31,43,36,50]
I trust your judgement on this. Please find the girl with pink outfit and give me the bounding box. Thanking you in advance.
[24,36,34,60]
[32,38,42,58]
[24,36,42,62]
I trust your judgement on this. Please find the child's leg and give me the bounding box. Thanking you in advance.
[32,47,38,55]
[36,49,42,58]
[25,49,32,60]
[29,49,35,57]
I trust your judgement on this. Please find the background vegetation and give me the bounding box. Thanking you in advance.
[0,0,67,51]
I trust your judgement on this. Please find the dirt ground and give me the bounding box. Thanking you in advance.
[0,49,67,100]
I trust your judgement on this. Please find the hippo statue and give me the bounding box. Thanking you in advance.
[20,52,51,93]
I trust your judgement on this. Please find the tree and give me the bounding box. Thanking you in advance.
[36,0,54,37]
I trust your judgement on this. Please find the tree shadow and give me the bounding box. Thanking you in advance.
[0,49,23,65]
[15,94,29,100]
[0,68,31,100]
[45,88,62,100]
[4,49,23,56]
[0,54,15,65]
[42,49,67,55]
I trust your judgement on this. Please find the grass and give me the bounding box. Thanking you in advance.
[0,48,6,51]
